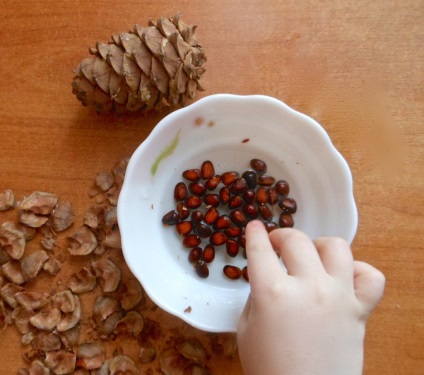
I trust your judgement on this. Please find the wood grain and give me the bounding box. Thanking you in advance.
[0,1,423,374]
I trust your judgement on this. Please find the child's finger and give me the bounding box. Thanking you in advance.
[353,261,385,315]
[245,220,287,294]
[313,237,354,286]
[269,228,326,277]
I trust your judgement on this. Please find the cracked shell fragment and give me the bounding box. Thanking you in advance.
[20,250,49,281]
[114,310,144,337]
[66,226,98,255]
[51,200,75,232]
[44,350,76,375]
[91,259,121,292]
[0,225,26,260]
[68,267,96,294]
[30,307,61,331]
[19,192,58,215]
[108,355,139,375]
[15,291,50,311]
[52,290,76,313]
[0,189,14,210]
[76,342,106,370]
[56,294,81,332]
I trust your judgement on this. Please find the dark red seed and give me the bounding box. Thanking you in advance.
[256,186,269,204]
[242,266,249,282]
[259,204,273,221]
[176,202,189,220]
[202,244,215,263]
[223,265,242,280]
[191,210,204,223]
[210,232,227,246]
[264,222,278,233]
[183,234,201,248]
[258,175,276,186]
[205,175,221,190]
[225,226,242,238]
[243,203,259,219]
[268,187,279,205]
[228,195,243,209]
[230,209,247,227]
[230,177,248,195]
[221,171,239,186]
[226,239,239,257]
[182,169,201,182]
[189,182,206,196]
[162,210,179,225]
[214,214,232,230]
[279,198,297,214]
[238,234,246,249]
[185,195,202,209]
[201,160,215,179]
[174,182,188,201]
[196,260,209,278]
[275,180,290,197]
[204,207,219,225]
[243,189,256,203]
[176,221,192,236]
[250,159,267,175]
[242,170,258,189]
[193,222,213,238]
[188,247,202,264]
[279,213,294,228]
[219,187,230,204]
[203,194,220,207]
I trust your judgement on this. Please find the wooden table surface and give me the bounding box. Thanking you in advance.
[0,1,423,374]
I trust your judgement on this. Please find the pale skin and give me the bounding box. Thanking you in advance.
[237,220,385,375]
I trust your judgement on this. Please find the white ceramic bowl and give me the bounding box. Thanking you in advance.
[118,94,357,333]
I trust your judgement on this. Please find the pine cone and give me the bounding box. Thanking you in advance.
[71,14,206,114]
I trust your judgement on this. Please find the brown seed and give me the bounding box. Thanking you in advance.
[238,234,246,249]
[250,159,267,175]
[193,222,213,238]
[243,203,259,219]
[242,266,249,282]
[200,160,215,179]
[204,207,219,225]
[205,175,221,190]
[162,210,179,225]
[185,195,202,209]
[279,198,297,214]
[228,195,243,209]
[191,210,204,223]
[182,169,201,182]
[176,202,190,220]
[264,222,278,233]
[279,213,294,228]
[203,194,220,207]
[174,182,188,201]
[275,180,290,197]
[176,221,192,236]
[230,177,248,195]
[268,187,279,205]
[202,244,215,263]
[210,232,227,246]
[196,260,209,278]
[242,170,258,189]
[219,186,230,204]
[221,171,239,186]
[258,204,273,221]
[188,247,202,264]
[243,189,256,203]
[258,175,276,186]
[214,214,232,230]
[189,182,206,196]
[183,234,201,248]
[230,209,247,227]
[226,239,239,257]
[223,265,242,280]
[256,186,269,204]
[225,226,242,238]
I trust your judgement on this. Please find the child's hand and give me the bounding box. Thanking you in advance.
[237,221,385,375]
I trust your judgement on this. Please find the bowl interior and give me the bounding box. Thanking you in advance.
[118,94,357,332]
